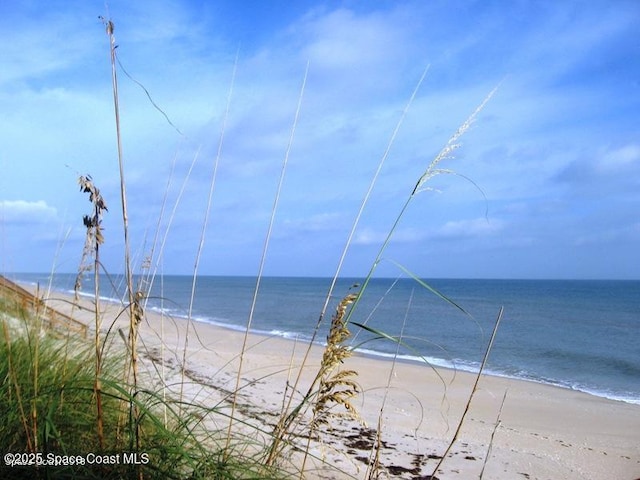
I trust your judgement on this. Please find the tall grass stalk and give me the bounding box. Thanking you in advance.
[111,100,196,425]
[1,321,33,452]
[146,147,198,423]
[229,61,309,456]
[302,291,361,473]
[266,66,430,466]
[103,17,142,459]
[147,146,200,296]
[318,63,430,308]
[279,83,497,475]
[30,226,72,451]
[180,54,238,410]
[31,230,71,452]
[480,389,508,479]
[365,288,413,480]
[345,86,498,330]
[140,148,178,305]
[431,306,504,477]
[30,291,40,452]
[312,65,429,348]
[76,175,108,449]
[138,152,177,425]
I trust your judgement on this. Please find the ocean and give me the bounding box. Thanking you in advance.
[10,273,640,405]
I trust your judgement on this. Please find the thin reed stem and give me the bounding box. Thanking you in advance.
[102,17,140,459]
[431,306,504,477]
[179,53,237,408]
[345,86,499,329]
[268,67,430,466]
[105,20,136,369]
[480,389,508,479]
[365,288,413,480]
[93,216,104,449]
[77,174,108,448]
[318,65,430,343]
[30,291,40,452]
[229,61,309,457]
[141,148,178,307]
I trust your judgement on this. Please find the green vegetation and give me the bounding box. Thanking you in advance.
[0,298,288,479]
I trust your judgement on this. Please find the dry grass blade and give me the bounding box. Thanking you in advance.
[480,389,509,479]
[101,15,141,455]
[181,52,238,411]
[300,65,430,362]
[344,85,499,332]
[76,173,108,449]
[268,67,430,469]
[431,306,504,477]
[74,175,107,299]
[233,62,309,460]
[115,56,184,136]
[266,291,362,469]
[365,288,413,480]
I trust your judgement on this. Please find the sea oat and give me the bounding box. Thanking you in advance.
[74,175,107,299]
[312,292,362,428]
[413,85,498,195]
[75,174,109,448]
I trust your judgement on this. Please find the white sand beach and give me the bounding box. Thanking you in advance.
[25,284,640,479]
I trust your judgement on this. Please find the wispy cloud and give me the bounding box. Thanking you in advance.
[433,217,503,240]
[353,227,424,246]
[353,217,503,246]
[555,143,640,192]
[0,200,58,225]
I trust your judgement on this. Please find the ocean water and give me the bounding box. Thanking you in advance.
[10,273,640,405]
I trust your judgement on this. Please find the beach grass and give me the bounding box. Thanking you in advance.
[1,14,515,480]
[0,289,291,480]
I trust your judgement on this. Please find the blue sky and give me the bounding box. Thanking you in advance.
[1,0,639,279]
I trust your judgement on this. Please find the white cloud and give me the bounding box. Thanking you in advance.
[555,143,640,193]
[352,227,383,246]
[434,217,503,239]
[0,4,99,87]
[282,212,346,233]
[0,200,58,225]
[598,144,640,173]
[349,217,506,272]
[299,9,407,71]
[353,226,424,246]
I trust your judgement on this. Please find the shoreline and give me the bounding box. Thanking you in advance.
[36,279,640,406]
[8,279,640,479]
[75,282,640,407]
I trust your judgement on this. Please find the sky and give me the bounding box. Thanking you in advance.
[1,0,639,280]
